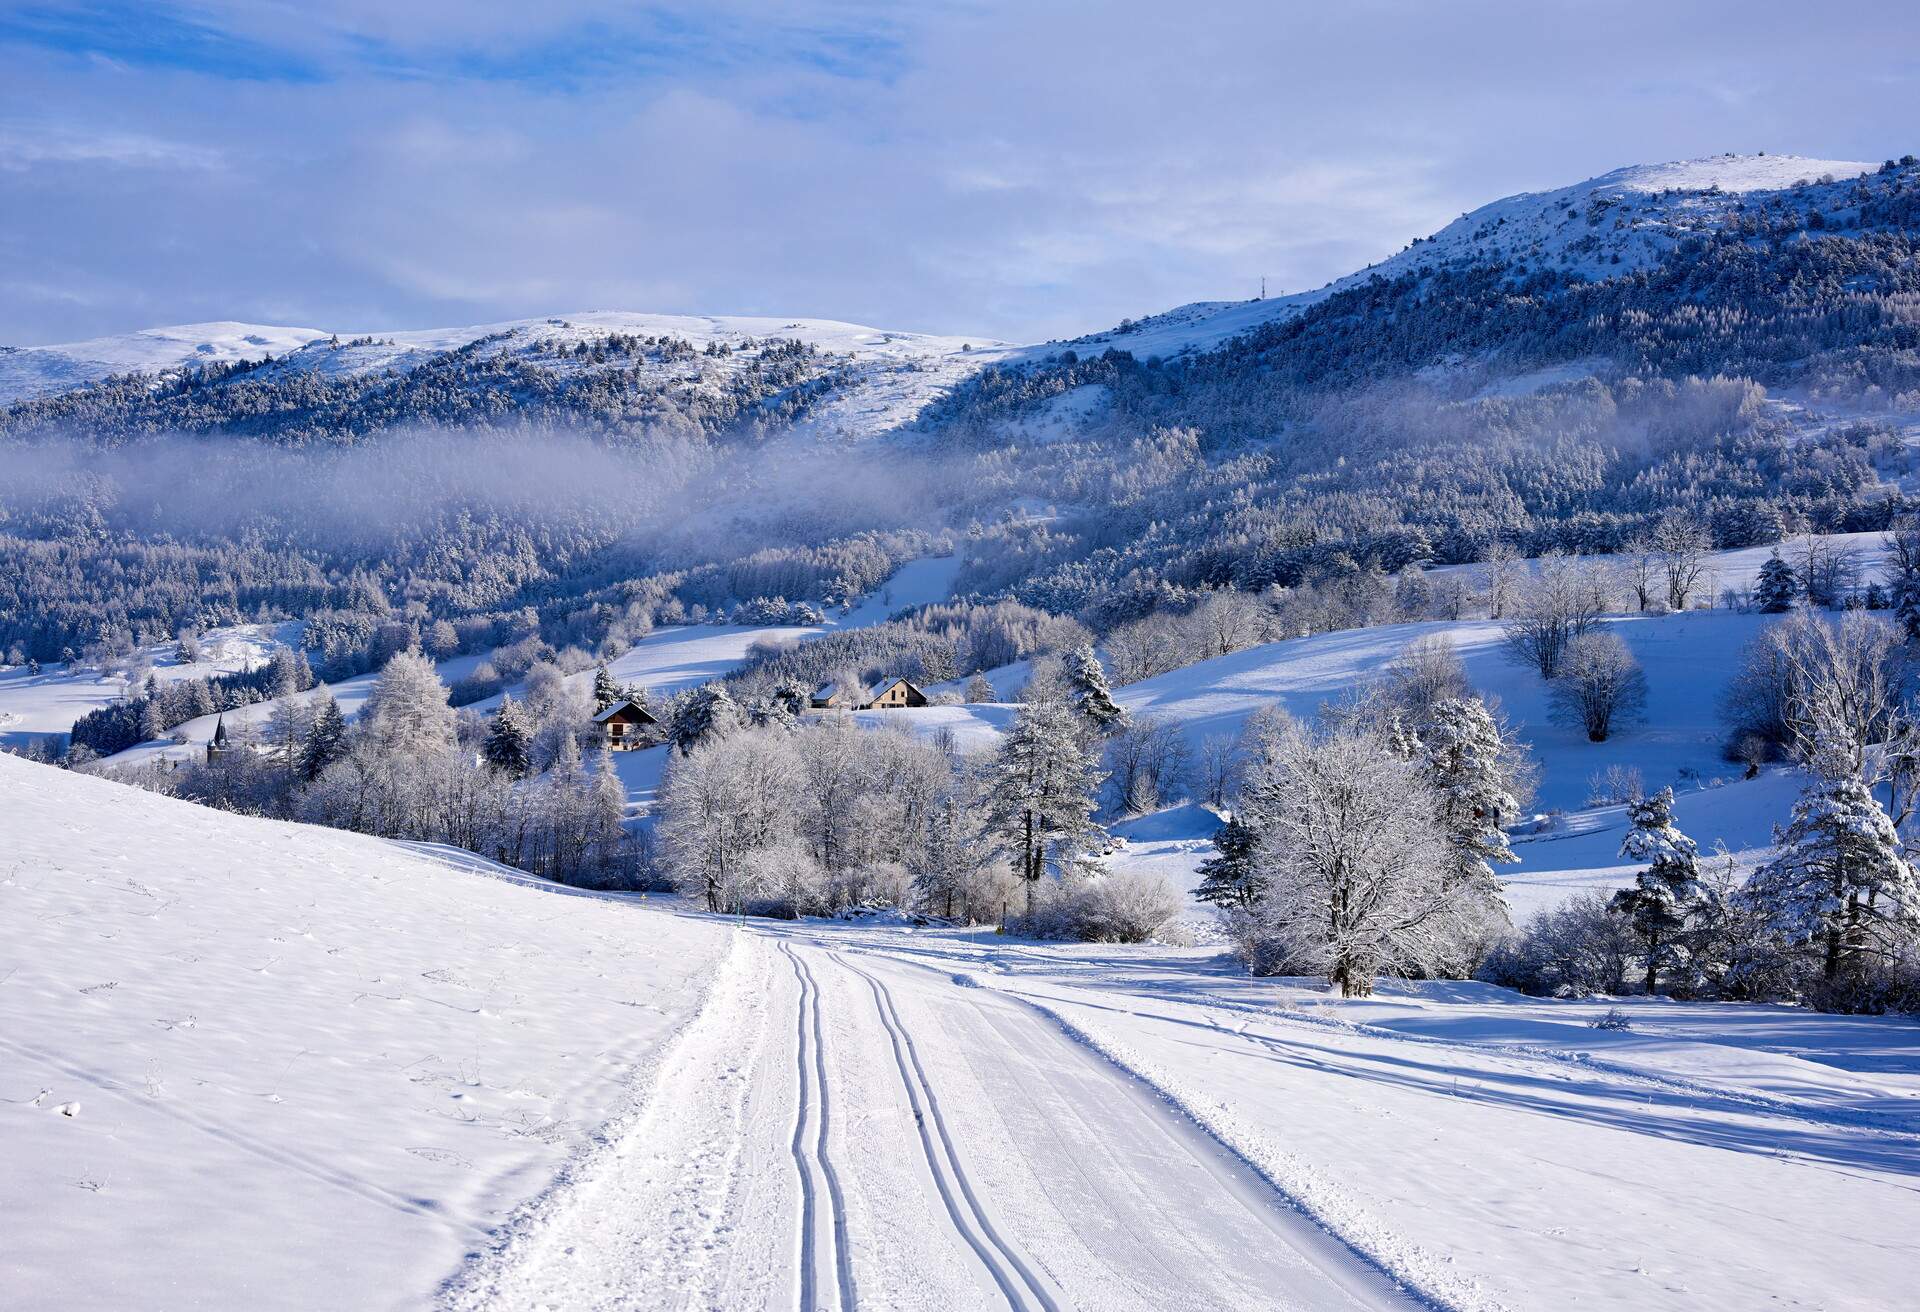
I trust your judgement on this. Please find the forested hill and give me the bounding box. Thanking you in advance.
[0,313,1008,447]
[8,154,1920,666]
[932,153,1920,446]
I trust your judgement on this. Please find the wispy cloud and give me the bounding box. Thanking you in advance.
[1,1,1918,345]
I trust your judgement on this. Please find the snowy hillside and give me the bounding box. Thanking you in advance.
[0,322,329,405]
[0,310,1011,440]
[0,753,730,1309]
[1067,153,1878,362]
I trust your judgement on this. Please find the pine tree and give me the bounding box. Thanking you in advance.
[592,664,619,713]
[484,694,534,778]
[1755,551,1798,614]
[1065,644,1126,732]
[984,700,1107,919]
[669,683,743,753]
[1608,787,1710,994]
[1193,817,1261,910]
[299,690,349,782]
[1416,698,1521,931]
[1744,734,1920,983]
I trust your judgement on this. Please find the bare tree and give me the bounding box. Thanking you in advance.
[1501,553,1606,679]
[1620,536,1660,612]
[1653,513,1710,611]
[1106,716,1193,815]
[1483,539,1522,620]
[1197,733,1240,808]
[1377,633,1470,724]
[1549,630,1648,742]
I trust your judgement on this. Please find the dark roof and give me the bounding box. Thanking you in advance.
[593,698,657,724]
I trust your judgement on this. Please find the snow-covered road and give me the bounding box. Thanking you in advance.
[446,928,1410,1311]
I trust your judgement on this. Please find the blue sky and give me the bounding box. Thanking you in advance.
[3,0,1919,344]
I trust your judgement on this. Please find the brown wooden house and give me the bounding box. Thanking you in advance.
[594,698,659,750]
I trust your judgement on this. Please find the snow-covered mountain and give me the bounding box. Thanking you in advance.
[1061,153,1881,362]
[0,310,1012,440]
[4,154,1885,429]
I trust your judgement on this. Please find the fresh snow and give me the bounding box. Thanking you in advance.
[0,753,731,1310]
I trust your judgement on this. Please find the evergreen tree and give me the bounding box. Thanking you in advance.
[1754,551,1798,614]
[362,650,454,755]
[1193,816,1261,910]
[984,700,1107,918]
[593,664,620,713]
[1894,566,1920,641]
[299,690,349,782]
[1743,734,1920,983]
[1066,644,1126,731]
[669,683,744,754]
[1608,787,1710,994]
[484,694,534,778]
[1416,698,1522,931]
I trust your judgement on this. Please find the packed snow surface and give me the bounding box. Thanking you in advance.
[0,754,730,1310]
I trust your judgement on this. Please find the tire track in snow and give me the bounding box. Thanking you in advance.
[782,941,854,1311]
[830,949,1062,1312]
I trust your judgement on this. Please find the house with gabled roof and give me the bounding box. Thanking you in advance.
[593,697,659,750]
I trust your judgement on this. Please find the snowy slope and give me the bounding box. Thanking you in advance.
[0,322,329,404]
[1067,153,1877,362]
[0,311,1012,438]
[0,754,731,1311]
[0,623,296,751]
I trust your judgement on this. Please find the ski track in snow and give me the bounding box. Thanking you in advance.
[447,929,1416,1312]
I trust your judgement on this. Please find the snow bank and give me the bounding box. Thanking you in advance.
[0,755,730,1310]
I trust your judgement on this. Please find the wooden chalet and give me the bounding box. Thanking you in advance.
[808,677,929,712]
[594,698,659,750]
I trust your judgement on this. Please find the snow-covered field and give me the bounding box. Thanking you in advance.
[0,622,295,752]
[0,754,730,1310]
[9,748,1914,1312]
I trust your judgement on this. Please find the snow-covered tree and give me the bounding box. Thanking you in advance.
[362,650,455,755]
[669,682,743,754]
[1378,633,1469,725]
[1193,816,1261,911]
[592,664,620,713]
[1549,630,1646,742]
[1415,698,1523,937]
[984,699,1107,918]
[658,729,801,912]
[964,673,997,704]
[1754,550,1798,614]
[299,690,348,782]
[1885,524,1920,640]
[1236,720,1455,996]
[1608,787,1711,995]
[1744,734,1920,984]
[1066,644,1126,731]
[483,694,534,778]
